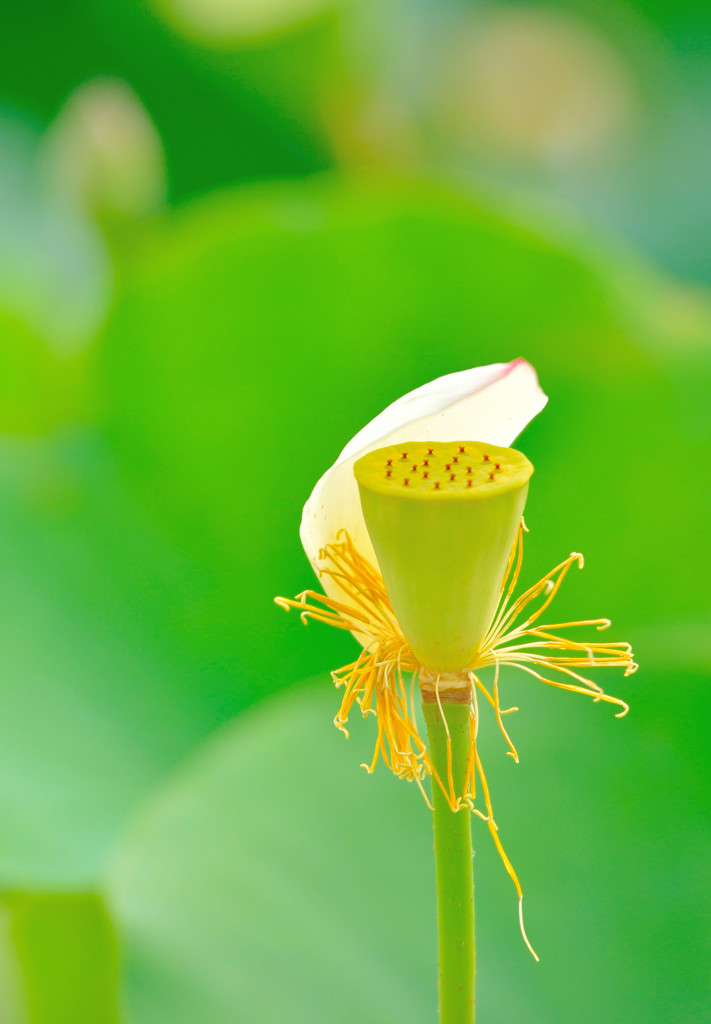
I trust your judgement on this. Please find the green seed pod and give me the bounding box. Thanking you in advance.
[354,440,533,672]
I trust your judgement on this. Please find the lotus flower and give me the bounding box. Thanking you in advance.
[277,358,636,956]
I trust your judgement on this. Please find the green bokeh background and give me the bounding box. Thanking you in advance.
[0,1,709,1021]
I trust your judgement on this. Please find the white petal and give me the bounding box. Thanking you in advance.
[300,358,547,604]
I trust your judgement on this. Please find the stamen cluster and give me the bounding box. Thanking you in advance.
[276,521,636,955]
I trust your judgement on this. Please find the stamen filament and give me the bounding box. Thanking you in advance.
[275,523,634,956]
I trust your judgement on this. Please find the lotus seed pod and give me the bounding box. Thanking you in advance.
[354,440,533,672]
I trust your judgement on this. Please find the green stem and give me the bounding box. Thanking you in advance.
[423,700,475,1024]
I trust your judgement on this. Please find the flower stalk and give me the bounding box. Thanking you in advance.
[277,362,636,1017]
[424,697,476,1024]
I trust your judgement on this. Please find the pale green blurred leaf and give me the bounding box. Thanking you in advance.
[109,674,711,1023]
[0,433,238,886]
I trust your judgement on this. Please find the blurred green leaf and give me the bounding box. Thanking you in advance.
[99,176,711,700]
[109,680,438,1024]
[108,673,711,1023]
[2,173,709,900]
[0,433,240,886]
[0,892,121,1023]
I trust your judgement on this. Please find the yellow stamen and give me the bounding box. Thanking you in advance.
[275,522,635,956]
[473,662,519,762]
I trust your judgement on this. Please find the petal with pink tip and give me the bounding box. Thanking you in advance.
[300,358,547,611]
